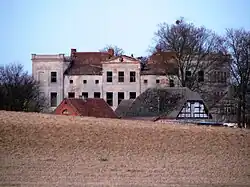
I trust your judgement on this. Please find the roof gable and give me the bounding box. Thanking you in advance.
[102,55,139,64]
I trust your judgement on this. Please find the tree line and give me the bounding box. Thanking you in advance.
[1,17,250,128]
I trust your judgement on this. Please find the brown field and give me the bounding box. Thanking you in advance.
[0,111,250,187]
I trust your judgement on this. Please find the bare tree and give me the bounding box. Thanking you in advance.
[0,63,47,112]
[99,45,124,56]
[225,28,250,128]
[152,19,226,91]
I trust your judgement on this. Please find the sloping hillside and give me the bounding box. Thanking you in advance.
[0,111,250,186]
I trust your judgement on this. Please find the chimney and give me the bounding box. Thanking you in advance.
[131,54,134,57]
[108,48,114,57]
[71,48,76,57]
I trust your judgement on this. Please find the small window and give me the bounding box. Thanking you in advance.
[83,80,87,84]
[69,80,73,84]
[94,92,101,98]
[107,71,112,82]
[198,70,204,82]
[106,92,113,106]
[68,92,75,98]
[130,71,136,82]
[95,80,99,84]
[144,79,148,84]
[156,79,160,84]
[169,79,175,87]
[50,92,57,107]
[51,72,57,83]
[129,92,136,99]
[118,92,124,105]
[118,71,124,82]
[82,92,88,99]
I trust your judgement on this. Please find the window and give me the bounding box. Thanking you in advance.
[118,92,124,105]
[95,80,99,84]
[68,92,75,98]
[156,79,160,84]
[106,92,113,106]
[185,71,191,81]
[82,92,88,99]
[70,80,73,84]
[94,92,101,98]
[62,109,70,115]
[129,92,136,99]
[118,71,124,82]
[130,71,136,82]
[38,72,44,84]
[144,79,148,84]
[198,71,204,82]
[51,72,57,83]
[169,79,175,87]
[107,71,112,82]
[211,71,227,83]
[50,92,57,107]
[83,80,87,84]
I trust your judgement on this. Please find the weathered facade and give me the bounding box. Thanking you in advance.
[32,48,230,112]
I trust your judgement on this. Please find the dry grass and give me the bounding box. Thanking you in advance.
[0,110,250,187]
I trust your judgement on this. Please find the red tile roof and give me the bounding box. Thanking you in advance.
[55,98,118,118]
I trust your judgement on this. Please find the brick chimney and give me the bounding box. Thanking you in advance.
[108,48,114,57]
[71,48,76,57]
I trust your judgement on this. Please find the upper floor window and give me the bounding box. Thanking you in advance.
[144,79,148,84]
[50,92,57,107]
[210,71,227,83]
[68,92,75,98]
[156,79,160,84]
[107,71,113,82]
[198,70,204,82]
[69,79,73,84]
[83,80,87,84]
[118,71,124,82]
[130,71,136,82]
[95,80,99,84]
[51,72,57,83]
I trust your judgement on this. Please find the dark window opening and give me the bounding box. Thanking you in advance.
[118,71,124,82]
[107,71,113,82]
[144,79,148,84]
[83,80,87,84]
[50,92,57,107]
[130,71,136,82]
[94,92,101,98]
[129,92,136,99]
[185,70,191,81]
[95,80,99,84]
[69,79,73,84]
[82,92,88,99]
[118,92,124,105]
[68,92,75,98]
[51,72,57,83]
[198,70,204,82]
[156,79,160,84]
[169,79,175,87]
[106,92,113,106]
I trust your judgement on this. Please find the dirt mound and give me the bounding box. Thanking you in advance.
[0,111,250,186]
